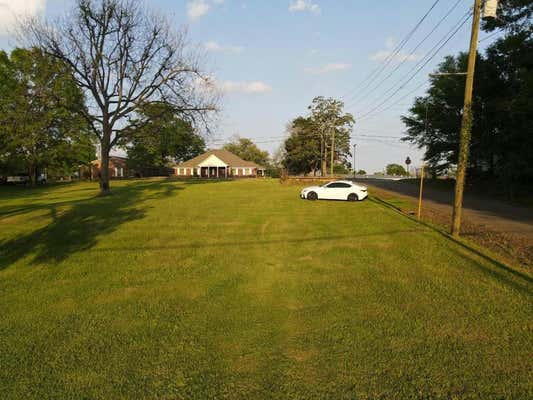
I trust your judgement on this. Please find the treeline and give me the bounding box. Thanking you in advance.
[402,0,532,194]
[0,46,210,183]
[6,0,217,194]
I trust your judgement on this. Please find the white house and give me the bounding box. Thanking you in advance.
[174,149,266,178]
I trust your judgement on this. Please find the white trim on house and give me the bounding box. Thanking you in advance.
[198,154,228,168]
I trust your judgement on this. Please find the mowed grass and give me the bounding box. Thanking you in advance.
[0,179,532,399]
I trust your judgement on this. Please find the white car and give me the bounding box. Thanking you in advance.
[300,180,368,201]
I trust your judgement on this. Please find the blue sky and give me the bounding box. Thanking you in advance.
[0,0,499,173]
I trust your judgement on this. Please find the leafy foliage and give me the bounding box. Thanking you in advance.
[22,0,217,193]
[402,3,533,191]
[125,103,205,173]
[0,48,94,182]
[283,117,322,175]
[386,163,409,176]
[223,137,269,166]
[283,97,355,175]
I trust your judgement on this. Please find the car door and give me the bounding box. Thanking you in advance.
[327,182,353,200]
[335,182,353,200]
[320,182,343,199]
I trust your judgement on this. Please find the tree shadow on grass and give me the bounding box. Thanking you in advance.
[371,195,533,294]
[0,180,182,270]
[448,241,533,297]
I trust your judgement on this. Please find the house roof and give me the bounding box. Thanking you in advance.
[91,156,128,166]
[176,149,264,168]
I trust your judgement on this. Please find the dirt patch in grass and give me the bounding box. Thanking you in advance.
[286,347,318,362]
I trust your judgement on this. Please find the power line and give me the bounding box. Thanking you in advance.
[357,80,428,122]
[209,132,411,148]
[479,30,500,43]
[345,0,464,108]
[341,0,442,104]
[352,8,472,115]
[354,9,473,121]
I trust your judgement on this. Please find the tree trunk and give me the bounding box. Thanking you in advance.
[29,163,37,186]
[322,147,327,176]
[99,137,111,195]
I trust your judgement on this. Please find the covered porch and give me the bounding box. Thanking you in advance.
[200,166,229,178]
[197,155,230,178]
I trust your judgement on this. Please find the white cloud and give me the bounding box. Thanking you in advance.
[205,41,244,54]
[289,0,320,15]
[0,0,46,36]
[369,37,422,63]
[187,0,225,21]
[194,76,272,95]
[187,0,210,20]
[305,62,352,74]
[220,80,272,94]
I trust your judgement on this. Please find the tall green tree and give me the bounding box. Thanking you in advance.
[402,1,532,192]
[386,164,409,177]
[282,97,354,175]
[0,48,93,183]
[223,137,269,166]
[309,96,354,174]
[283,117,321,175]
[125,103,205,173]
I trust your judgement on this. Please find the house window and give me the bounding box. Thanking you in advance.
[115,167,124,177]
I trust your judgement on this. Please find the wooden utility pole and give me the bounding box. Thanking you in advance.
[330,127,335,176]
[418,163,425,220]
[353,143,357,178]
[322,134,327,176]
[320,134,324,176]
[451,0,482,238]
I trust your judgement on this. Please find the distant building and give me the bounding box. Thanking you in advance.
[90,156,130,179]
[174,149,266,178]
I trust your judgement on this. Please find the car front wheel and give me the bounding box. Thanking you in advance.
[307,191,318,201]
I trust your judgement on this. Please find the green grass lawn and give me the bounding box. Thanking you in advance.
[1,179,532,399]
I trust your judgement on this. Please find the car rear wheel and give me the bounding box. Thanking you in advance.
[347,193,358,202]
[307,191,318,201]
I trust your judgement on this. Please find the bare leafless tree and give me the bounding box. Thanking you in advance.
[19,0,218,194]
